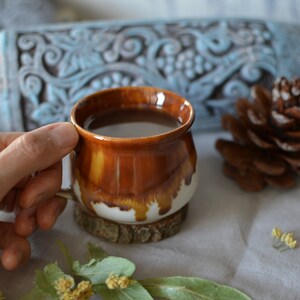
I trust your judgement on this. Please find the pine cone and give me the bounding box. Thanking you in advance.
[216,77,300,191]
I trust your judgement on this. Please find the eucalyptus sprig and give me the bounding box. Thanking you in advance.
[23,242,251,300]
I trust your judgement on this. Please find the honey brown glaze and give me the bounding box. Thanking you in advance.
[71,87,197,222]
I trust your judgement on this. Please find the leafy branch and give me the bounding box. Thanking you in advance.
[22,242,251,300]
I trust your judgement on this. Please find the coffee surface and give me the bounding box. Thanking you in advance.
[84,108,180,138]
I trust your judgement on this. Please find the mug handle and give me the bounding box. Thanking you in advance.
[56,186,76,201]
[55,154,77,201]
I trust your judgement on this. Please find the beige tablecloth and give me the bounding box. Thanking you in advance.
[1,131,300,300]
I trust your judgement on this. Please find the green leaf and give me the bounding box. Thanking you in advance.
[43,263,65,287]
[21,264,64,300]
[73,256,135,285]
[87,242,108,261]
[21,286,49,300]
[57,240,74,269]
[94,282,154,300]
[34,270,56,298]
[140,277,252,300]
[35,263,65,298]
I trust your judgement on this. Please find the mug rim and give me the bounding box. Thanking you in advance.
[70,86,195,144]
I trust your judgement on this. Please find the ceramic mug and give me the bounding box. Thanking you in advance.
[63,86,198,243]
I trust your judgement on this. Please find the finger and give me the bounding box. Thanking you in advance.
[1,189,17,212]
[0,132,23,151]
[0,122,78,201]
[36,196,67,230]
[15,175,31,189]
[0,222,31,270]
[14,207,37,237]
[19,161,62,208]
[1,187,27,214]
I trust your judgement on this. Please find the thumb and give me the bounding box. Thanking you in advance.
[0,122,78,201]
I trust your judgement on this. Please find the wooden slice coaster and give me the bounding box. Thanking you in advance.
[74,204,188,243]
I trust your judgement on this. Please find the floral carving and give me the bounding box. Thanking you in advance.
[12,20,279,130]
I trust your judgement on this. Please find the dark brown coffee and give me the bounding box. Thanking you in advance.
[84,108,180,138]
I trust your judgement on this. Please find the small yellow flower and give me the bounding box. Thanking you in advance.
[59,292,73,300]
[118,276,133,289]
[106,274,119,290]
[272,227,297,252]
[105,273,135,290]
[55,276,93,300]
[55,276,75,295]
[280,232,288,242]
[71,281,94,300]
[271,227,282,239]
[283,232,293,242]
[287,239,297,249]
[283,233,297,249]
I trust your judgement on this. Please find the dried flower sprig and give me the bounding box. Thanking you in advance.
[22,242,252,300]
[272,227,297,252]
[105,273,136,290]
[54,275,93,300]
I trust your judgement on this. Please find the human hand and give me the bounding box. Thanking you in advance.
[0,122,78,270]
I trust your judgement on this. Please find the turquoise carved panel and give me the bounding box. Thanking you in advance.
[1,19,300,131]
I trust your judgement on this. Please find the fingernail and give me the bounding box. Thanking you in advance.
[48,123,78,149]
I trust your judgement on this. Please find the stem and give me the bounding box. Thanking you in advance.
[56,240,74,271]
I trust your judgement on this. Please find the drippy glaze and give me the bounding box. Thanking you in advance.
[71,86,197,224]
